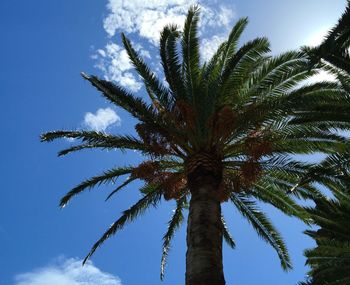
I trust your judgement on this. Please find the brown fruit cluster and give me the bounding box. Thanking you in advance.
[131,161,187,201]
[135,123,171,156]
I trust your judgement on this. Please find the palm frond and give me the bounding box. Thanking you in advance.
[221,215,235,249]
[81,73,158,123]
[221,17,248,71]
[302,171,350,284]
[121,33,171,108]
[159,24,185,101]
[60,167,133,207]
[160,195,187,280]
[105,176,137,201]
[41,131,151,155]
[220,37,270,88]
[230,193,292,270]
[182,5,201,102]
[83,184,163,264]
[252,182,311,224]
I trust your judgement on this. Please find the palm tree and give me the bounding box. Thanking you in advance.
[291,0,350,192]
[42,6,349,285]
[299,164,350,285]
[304,0,350,74]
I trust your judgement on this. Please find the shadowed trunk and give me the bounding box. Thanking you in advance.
[185,174,225,285]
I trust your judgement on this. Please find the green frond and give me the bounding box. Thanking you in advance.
[83,184,163,265]
[60,167,133,207]
[182,5,201,102]
[159,25,185,101]
[260,156,312,178]
[288,147,350,192]
[105,176,137,201]
[41,131,148,154]
[226,80,346,139]
[198,19,249,120]
[274,125,346,141]
[322,1,350,49]
[302,170,350,284]
[81,73,158,123]
[286,81,345,107]
[221,216,235,249]
[230,193,292,270]
[160,195,186,280]
[263,174,323,200]
[273,139,346,155]
[250,52,316,101]
[323,53,350,74]
[57,143,105,157]
[202,41,227,81]
[220,37,270,88]
[121,33,171,108]
[255,156,322,200]
[252,182,311,224]
[304,0,350,76]
[220,55,269,106]
[221,17,249,71]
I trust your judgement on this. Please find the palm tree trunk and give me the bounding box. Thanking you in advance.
[185,175,225,285]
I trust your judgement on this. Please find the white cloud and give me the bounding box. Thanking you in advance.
[14,258,122,285]
[201,5,234,31]
[104,0,194,44]
[201,35,226,62]
[103,1,234,45]
[92,1,235,91]
[84,107,121,131]
[93,43,142,92]
[217,6,234,27]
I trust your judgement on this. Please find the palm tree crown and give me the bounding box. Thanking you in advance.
[42,6,349,283]
[300,168,350,285]
[305,0,350,74]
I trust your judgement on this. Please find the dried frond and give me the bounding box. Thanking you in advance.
[217,180,230,202]
[240,160,262,186]
[135,123,173,156]
[247,140,273,160]
[174,100,197,130]
[162,173,187,200]
[131,161,160,183]
[212,105,237,141]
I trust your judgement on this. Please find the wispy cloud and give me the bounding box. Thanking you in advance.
[84,107,121,131]
[104,0,194,45]
[92,43,143,92]
[14,257,122,285]
[103,0,234,44]
[93,0,235,90]
[201,35,226,62]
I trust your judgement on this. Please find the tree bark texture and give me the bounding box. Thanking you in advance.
[185,174,225,285]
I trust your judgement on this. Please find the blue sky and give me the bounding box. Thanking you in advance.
[0,1,347,284]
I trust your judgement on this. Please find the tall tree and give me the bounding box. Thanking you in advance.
[42,6,349,285]
[304,0,350,74]
[299,162,350,285]
[295,3,350,282]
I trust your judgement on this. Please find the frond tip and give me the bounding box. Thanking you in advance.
[81,72,90,80]
[230,193,292,270]
[160,196,186,280]
[59,167,133,208]
[222,216,235,249]
[83,186,163,265]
